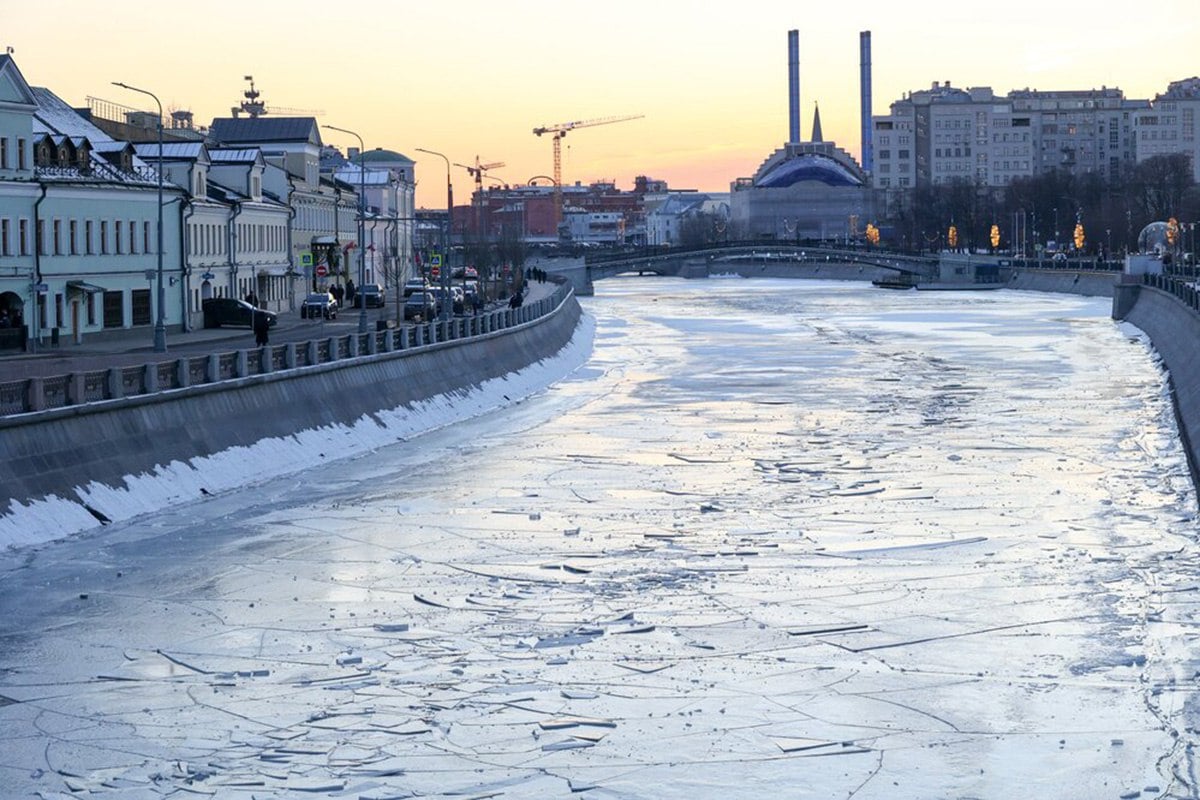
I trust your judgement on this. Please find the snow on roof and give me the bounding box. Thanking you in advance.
[31,86,116,142]
[333,163,391,186]
[209,148,263,164]
[134,142,206,160]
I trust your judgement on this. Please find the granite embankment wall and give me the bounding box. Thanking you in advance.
[1114,281,1200,485]
[1008,268,1117,297]
[0,291,582,525]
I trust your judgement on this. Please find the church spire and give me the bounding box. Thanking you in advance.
[811,102,823,143]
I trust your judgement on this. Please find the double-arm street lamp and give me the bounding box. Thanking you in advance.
[415,147,453,321]
[323,124,369,334]
[112,81,167,352]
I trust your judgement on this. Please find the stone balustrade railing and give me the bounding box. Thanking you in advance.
[0,283,569,417]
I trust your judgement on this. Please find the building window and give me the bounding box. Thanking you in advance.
[36,219,44,255]
[100,221,108,254]
[0,137,7,169]
[19,219,28,256]
[102,290,123,328]
[129,221,137,254]
[53,219,62,255]
[69,220,78,255]
[131,289,151,325]
[115,221,123,254]
[144,221,151,254]
[87,293,96,326]
[17,138,25,170]
[85,220,93,254]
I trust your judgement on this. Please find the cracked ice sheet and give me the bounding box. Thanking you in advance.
[0,278,1196,799]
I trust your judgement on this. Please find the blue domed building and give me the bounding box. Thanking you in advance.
[730,106,875,241]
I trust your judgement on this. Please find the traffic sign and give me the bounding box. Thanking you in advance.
[430,253,442,268]
[316,264,328,277]
[301,252,313,267]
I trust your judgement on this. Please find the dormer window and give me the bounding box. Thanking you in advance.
[193,166,206,198]
[251,174,261,199]
[76,142,91,173]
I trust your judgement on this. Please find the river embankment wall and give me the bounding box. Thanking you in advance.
[0,291,583,543]
[1114,282,1200,487]
[1008,268,1117,297]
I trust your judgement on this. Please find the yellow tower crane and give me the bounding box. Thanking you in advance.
[532,114,643,227]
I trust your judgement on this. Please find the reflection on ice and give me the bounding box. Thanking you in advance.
[0,279,1196,798]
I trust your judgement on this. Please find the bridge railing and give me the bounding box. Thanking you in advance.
[584,239,929,265]
[0,282,572,417]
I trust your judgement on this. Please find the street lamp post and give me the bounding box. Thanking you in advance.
[113,81,167,352]
[415,148,453,321]
[323,125,369,334]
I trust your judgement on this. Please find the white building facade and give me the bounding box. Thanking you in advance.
[1,57,186,349]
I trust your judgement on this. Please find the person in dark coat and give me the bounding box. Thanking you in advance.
[253,308,270,346]
[345,278,356,308]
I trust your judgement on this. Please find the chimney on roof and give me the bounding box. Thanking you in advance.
[348,147,360,161]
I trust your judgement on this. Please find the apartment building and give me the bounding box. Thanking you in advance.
[873,82,1141,190]
[1134,77,1200,182]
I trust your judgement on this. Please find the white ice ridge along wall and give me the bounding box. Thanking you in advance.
[0,297,589,551]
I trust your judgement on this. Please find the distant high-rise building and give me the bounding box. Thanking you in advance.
[1134,77,1200,181]
[872,82,1143,191]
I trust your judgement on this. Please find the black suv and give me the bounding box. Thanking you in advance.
[202,298,277,329]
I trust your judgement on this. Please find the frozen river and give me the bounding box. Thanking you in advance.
[1,277,1198,799]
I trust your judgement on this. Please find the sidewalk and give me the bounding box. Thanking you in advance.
[0,278,560,382]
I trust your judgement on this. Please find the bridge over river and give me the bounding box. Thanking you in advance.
[536,242,942,295]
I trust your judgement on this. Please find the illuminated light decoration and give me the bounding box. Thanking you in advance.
[990,224,1000,249]
[1167,217,1180,246]
[948,225,958,248]
[865,223,880,245]
[1073,222,1085,251]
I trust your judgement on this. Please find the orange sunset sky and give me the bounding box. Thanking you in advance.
[6,0,1199,208]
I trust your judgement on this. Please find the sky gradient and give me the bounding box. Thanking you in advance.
[7,0,1199,208]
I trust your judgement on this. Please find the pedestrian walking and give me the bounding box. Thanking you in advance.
[253,308,270,346]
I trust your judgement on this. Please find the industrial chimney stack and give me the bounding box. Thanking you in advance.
[859,30,873,174]
[788,29,800,144]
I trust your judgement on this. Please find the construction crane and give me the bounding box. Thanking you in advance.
[532,114,643,226]
[454,156,506,196]
[453,157,506,235]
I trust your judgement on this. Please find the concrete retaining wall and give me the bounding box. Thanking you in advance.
[0,294,582,525]
[1116,284,1200,484]
[1008,268,1118,297]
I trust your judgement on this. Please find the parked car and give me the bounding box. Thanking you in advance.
[301,292,338,319]
[430,286,463,315]
[202,297,277,329]
[354,283,385,308]
[403,279,430,298]
[403,291,437,321]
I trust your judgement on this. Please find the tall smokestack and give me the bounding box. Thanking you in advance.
[788,29,800,144]
[859,30,873,174]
